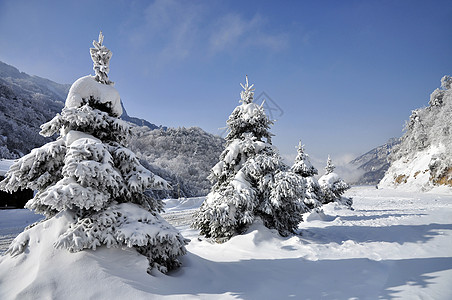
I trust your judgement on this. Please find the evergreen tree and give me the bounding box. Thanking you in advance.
[0,32,187,274]
[318,156,352,207]
[291,141,318,177]
[324,155,335,175]
[290,140,322,210]
[192,76,307,241]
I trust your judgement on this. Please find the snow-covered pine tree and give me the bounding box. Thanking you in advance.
[192,76,307,241]
[0,32,187,274]
[318,156,352,207]
[291,141,317,177]
[324,155,335,175]
[290,140,322,210]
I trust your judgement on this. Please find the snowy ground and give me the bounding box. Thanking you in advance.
[0,209,43,255]
[1,186,451,299]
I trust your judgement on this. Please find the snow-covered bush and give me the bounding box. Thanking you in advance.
[318,156,352,207]
[0,32,187,274]
[192,76,307,241]
[290,141,322,210]
[381,75,452,189]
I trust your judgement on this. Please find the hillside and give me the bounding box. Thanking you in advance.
[129,126,224,198]
[0,61,69,158]
[349,138,400,185]
[380,75,452,190]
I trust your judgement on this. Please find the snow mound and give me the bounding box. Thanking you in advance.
[65,75,122,117]
[318,172,341,187]
[0,210,156,299]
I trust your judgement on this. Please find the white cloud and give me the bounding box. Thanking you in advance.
[123,0,203,73]
[209,13,288,54]
[144,0,201,62]
[124,1,289,72]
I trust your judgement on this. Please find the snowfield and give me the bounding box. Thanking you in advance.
[1,186,452,299]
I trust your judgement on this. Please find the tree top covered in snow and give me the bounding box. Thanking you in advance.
[63,32,122,117]
[90,31,113,85]
[226,76,273,143]
[239,75,254,104]
[291,140,318,177]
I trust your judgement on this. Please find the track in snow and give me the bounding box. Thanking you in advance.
[161,209,197,227]
[0,229,22,255]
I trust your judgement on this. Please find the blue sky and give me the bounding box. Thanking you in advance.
[1,0,451,168]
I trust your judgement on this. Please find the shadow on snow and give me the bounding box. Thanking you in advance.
[300,223,452,245]
[94,251,452,299]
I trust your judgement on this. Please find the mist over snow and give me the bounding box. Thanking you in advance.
[288,152,366,184]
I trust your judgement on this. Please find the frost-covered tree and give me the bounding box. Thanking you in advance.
[0,32,187,274]
[192,76,307,241]
[290,141,322,210]
[90,31,113,85]
[318,156,352,207]
[324,155,335,175]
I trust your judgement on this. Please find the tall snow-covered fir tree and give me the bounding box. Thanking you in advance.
[0,32,187,274]
[290,140,322,210]
[318,156,352,207]
[192,76,307,242]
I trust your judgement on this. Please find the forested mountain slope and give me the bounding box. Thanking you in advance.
[380,75,452,190]
[350,138,400,185]
[0,61,69,158]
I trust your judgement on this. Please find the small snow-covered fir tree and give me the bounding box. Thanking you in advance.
[290,140,322,210]
[324,155,335,175]
[192,76,307,241]
[318,156,352,207]
[0,32,187,274]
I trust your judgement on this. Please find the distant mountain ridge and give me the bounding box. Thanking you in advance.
[120,103,166,131]
[0,61,70,101]
[349,138,400,185]
[0,61,68,158]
